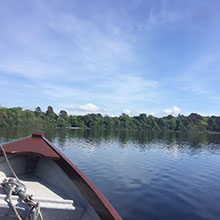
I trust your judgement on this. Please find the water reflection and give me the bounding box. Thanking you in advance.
[1,128,220,154]
[1,128,220,220]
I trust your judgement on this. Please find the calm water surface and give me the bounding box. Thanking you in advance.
[1,128,220,220]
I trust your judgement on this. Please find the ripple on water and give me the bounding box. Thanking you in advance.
[1,129,220,220]
[56,135,220,220]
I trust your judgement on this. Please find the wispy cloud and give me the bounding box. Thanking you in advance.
[41,84,80,99]
[146,3,180,30]
[181,53,220,103]
[0,0,134,81]
[96,74,160,104]
[1,0,220,115]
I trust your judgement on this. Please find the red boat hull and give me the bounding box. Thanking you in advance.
[2,131,122,220]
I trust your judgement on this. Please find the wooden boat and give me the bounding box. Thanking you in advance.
[0,132,122,220]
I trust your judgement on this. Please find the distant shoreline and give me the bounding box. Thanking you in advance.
[1,106,220,133]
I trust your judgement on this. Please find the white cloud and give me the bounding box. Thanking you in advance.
[150,112,155,116]
[163,106,181,116]
[123,109,131,115]
[78,103,100,112]
[180,53,220,104]
[65,103,104,114]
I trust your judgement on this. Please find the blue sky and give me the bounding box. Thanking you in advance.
[0,0,220,116]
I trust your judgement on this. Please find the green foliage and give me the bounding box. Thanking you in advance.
[0,106,220,132]
[46,106,57,119]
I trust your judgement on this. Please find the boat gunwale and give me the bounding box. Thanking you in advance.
[1,132,122,220]
[42,136,122,220]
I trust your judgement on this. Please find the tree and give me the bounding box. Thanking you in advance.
[69,116,79,127]
[35,106,42,113]
[59,110,68,118]
[46,106,57,119]
[46,106,54,115]
[34,106,42,117]
[103,116,114,129]
[139,113,147,122]
[119,113,131,129]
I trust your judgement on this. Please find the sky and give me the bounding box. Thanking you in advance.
[0,0,220,116]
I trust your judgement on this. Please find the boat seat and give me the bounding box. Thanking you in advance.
[0,194,85,220]
[0,174,85,219]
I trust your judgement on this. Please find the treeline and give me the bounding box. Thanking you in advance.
[0,106,220,132]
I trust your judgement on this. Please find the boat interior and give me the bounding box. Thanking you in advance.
[0,154,101,220]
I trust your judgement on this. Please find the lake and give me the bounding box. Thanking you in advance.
[1,128,220,220]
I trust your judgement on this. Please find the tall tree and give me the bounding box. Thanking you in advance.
[59,110,68,118]
[35,106,42,113]
[46,106,57,120]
